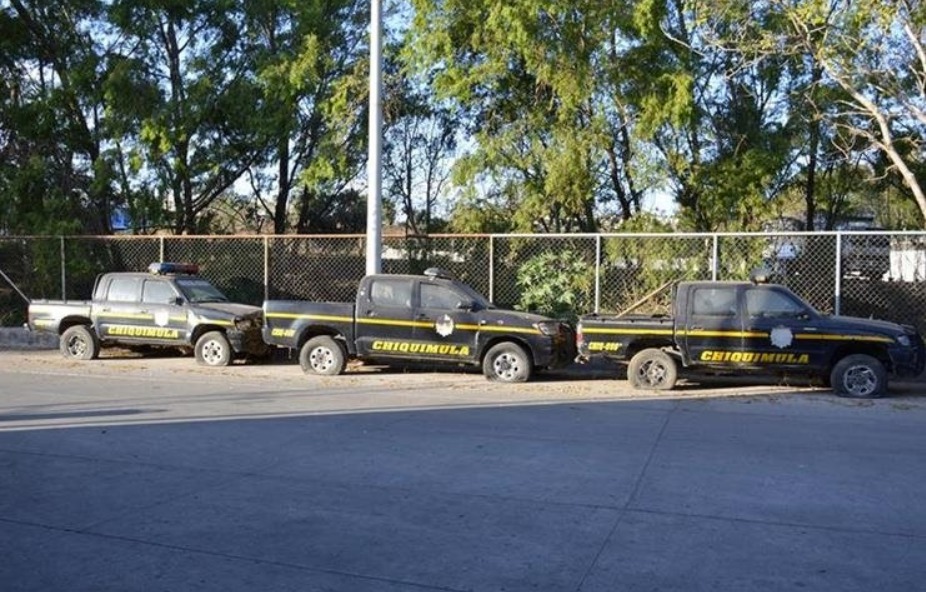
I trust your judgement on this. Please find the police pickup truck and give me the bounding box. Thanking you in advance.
[576,279,925,398]
[262,268,575,382]
[28,262,268,365]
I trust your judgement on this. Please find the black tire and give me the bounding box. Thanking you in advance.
[299,336,347,376]
[194,331,232,367]
[60,325,100,361]
[482,342,533,383]
[627,348,678,390]
[830,354,886,398]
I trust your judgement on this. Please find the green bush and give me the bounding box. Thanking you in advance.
[516,250,595,320]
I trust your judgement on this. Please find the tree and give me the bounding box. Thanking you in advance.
[0,0,119,234]
[107,0,267,234]
[780,0,926,226]
[409,0,657,233]
[242,0,370,234]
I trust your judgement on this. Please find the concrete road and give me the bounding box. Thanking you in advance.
[1,351,925,591]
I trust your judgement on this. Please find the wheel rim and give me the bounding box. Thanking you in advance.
[637,359,669,387]
[492,352,522,381]
[201,339,226,365]
[66,335,87,357]
[309,346,336,372]
[844,364,877,396]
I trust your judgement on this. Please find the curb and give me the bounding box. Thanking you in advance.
[0,328,58,350]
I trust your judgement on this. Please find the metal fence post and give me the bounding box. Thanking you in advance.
[488,235,495,302]
[264,236,270,301]
[711,234,719,281]
[834,231,842,315]
[595,234,602,313]
[159,236,165,262]
[60,236,66,300]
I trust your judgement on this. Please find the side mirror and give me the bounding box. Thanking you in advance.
[457,300,476,311]
[172,297,185,306]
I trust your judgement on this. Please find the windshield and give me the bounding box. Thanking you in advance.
[175,278,229,303]
[456,282,495,309]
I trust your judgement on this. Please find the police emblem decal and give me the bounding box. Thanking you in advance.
[435,314,455,337]
[770,326,793,349]
[154,310,170,327]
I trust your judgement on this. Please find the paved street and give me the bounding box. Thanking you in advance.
[1,351,925,591]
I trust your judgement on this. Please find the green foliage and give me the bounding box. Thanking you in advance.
[515,249,595,320]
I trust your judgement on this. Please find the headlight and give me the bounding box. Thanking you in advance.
[235,317,257,330]
[534,321,561,336]
[896,334,912,347]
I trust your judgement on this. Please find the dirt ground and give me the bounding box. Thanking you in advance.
[4,347,925,410]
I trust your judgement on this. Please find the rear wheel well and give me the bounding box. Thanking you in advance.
[297,326,346,351]
[625,339,675,360]
[58,317,92,335]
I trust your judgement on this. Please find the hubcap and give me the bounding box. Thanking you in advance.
[845,365,877,396]
[202,340,226,365]
[310,346,335,372]
[638,360,668,386]
[66,336,87,357]
[493,352,522,381]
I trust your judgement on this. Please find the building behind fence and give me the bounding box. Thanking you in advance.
[2,232,926,331]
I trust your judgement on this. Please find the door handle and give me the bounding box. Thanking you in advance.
[366,310,377,317]
[416,314,430,321]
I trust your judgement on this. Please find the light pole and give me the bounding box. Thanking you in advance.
[365,0,383,275]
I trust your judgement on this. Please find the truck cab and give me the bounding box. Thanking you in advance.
[263,268,575,382]
[577,280,925,398]
[28,262,268,365]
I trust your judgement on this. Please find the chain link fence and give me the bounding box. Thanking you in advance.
[2,232,925,331]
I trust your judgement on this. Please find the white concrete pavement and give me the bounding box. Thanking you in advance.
[1,351,925,591]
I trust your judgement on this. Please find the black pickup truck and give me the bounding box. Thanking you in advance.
[27,262,268,365]
[262,268,575,382]
[577,280,925,398]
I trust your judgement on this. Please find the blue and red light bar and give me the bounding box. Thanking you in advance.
[147,262,200,275]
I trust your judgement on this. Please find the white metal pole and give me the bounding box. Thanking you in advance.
[365,0,383,275]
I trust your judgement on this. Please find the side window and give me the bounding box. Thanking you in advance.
[746,289,807,319]
[420,283,463,310]
[370,279,413,308]
[142,280,177,304]
[106,277,141,302]
[691,287,738,317]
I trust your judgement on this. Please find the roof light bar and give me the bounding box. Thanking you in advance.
[148,262,200,275]
[423,267,454,280]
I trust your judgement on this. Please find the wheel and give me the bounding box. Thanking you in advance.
[830,354,886,398]
[60,325,100,361]
[299,336,347,376]
[482,342,533,383]
[627,348,678,390]
[194,331,232,366]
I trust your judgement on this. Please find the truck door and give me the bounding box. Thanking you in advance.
[354,277,417,358]
[94,275,144,341]
[140,278,189,344]
[411,281,480,363]
[742,286,827,370]
[683,285,744,366]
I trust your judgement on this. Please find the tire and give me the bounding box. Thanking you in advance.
[60,325,100,361]
[830,354,886,398]
[299,336,347,376]
[627,348,678,390]
[482,342,533,383]
[194,331,232,367]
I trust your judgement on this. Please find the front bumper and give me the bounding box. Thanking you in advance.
[534,325,577,369]
[227,328,271,357]
[890,334,926,378]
